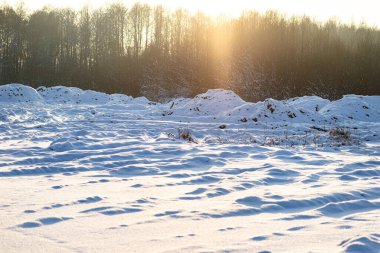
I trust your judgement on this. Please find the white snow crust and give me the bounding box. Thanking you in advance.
[0,84,379,253]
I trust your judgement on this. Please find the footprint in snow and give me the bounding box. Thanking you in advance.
[51,185,66,189]
[272,232,286,236]
[287,226,306,231]
[175,234,196,238]
[336,225,352,229]
[19,217,72,228]
[218,227,241,232]
[251,236,268,241]
[155,210,181,217]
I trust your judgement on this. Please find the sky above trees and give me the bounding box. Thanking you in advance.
[4,0,380,27]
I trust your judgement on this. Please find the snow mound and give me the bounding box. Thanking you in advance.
[340,234,380,253]
[37,86,110,104]
[166,89,246,117]
[361,96,380,111]
[109,94,133,104]
[37,86,82,103]
[221,98,327,124]
[161,90,329,123]
[286,96,330,112]
[37,85,147,106]
[320,95,380,122]
[1,84,380,125]
[79,90,110,104]
[0,84,43,103]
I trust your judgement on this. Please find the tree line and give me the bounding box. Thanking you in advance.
[0,3,379,101]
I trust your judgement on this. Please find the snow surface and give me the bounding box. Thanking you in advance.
[0,83,380,253]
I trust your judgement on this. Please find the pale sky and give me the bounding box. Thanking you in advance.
[4,0,380,26]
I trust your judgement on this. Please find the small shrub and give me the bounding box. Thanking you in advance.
[178,128,198,143]
[328,127,357,146]
[329,127,351,140]
[312,135,320,147]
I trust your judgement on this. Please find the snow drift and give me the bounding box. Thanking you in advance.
[0,84,43,103]
[0,83,380,253]
[1,84,379,125]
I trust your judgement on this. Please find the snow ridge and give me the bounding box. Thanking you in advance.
[1,83,379,124]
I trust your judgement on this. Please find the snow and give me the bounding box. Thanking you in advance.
[0,83,43,103]
[286,95,330,112]
[0,84,380,253]
[37,86,110,104]
[320,95,380,122]
[168,89,246,117]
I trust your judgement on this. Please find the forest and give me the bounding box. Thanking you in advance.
[0,3,379,101]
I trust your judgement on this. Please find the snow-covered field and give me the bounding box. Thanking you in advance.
[1,84,380,253]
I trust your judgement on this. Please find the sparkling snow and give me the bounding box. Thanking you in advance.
[0,84,379,253]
